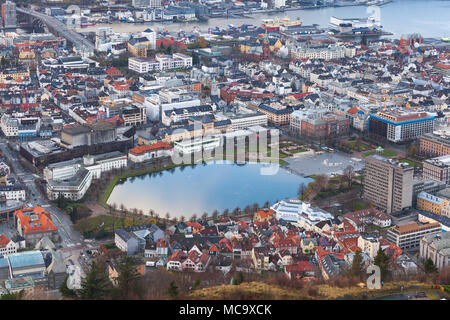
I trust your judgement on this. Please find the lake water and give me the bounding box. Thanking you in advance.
[78,0,450,38]
[107,161,312,219]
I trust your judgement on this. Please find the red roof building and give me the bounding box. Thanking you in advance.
[14,206,58,246]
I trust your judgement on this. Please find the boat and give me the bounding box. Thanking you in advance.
[262,17,302,31]
[279,16,302,27]
[261,19,280,31]
[441,37,450,43]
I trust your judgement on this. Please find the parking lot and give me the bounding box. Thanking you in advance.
[284,150,365,177]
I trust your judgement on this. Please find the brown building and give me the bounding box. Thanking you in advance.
[419,132,450,158]
[363,155,414,214]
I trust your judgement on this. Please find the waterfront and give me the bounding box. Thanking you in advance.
[77,0,450,38]
[107,161,313,218]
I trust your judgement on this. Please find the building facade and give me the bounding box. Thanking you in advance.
[386,221,441,250]
[363,155,413,214]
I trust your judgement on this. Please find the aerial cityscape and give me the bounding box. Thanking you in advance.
[0,0,448,305]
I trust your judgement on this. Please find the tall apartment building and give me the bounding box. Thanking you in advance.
[363,155,414,214]
[419,131,450,158]
[368,110,435,143]
[423,155,450,186]
[133,0,162,7]
[1,1,16,30]
[386,221,441,250]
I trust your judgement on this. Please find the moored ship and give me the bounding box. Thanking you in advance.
[262,16,302,31]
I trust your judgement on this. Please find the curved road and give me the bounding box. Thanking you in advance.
[17,7,95,52]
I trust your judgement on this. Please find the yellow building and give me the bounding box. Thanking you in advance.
[19,49,36,60]
[127,37,151,58]
[301,238,317,254]
[0,68,29,82]
[417,191,448,215]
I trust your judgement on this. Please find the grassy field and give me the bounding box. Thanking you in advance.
[291,148,308,154]
[363,149,397,158]
[74,215,124,235]
[188,280,443,300]
[347,141,371,151]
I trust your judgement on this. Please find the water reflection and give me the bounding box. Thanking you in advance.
[107,162,312,218]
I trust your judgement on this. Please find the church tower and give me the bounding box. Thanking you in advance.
[262,30,270,60]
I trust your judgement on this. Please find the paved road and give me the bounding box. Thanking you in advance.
[0,139,84,248]
[17,7,95,52]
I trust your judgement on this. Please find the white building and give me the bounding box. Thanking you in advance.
[271,199,334,227]
[162,105,214,126]
[357,235,380,258]
[128,53,192,74]
[174,136,221,154]
[0,186,26,201]
[128,143,173,163]
[420,232,450,270]
[290,45,346,61]
[0,235,17,256]
[273,0,286,8]
[230,113,268,131]
[386,221,442,250]
[46,168,92,201]
[44,152,127,181]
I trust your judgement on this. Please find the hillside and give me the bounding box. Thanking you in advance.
[188,280,446,300]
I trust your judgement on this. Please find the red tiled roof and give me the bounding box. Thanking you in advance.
[129,143,172,155]
[14,206,57,235]
[255,209,274,220]
[0,234,10,248]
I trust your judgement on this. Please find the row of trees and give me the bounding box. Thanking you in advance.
[60,257,145,300]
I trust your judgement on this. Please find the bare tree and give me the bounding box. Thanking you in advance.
[252,203,259,213]
[191,214,198,222]
[212,210,219,220]
[313,174,329,193]
[343,165,355,188]
[263,201,270,208]
[222,209,229,217]
[201,212,208,220]
[297,182,306,199]
[180,215,186,222]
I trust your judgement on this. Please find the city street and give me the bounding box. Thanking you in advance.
[0,139,84,248]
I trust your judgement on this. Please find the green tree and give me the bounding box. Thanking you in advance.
[0,291,24,300]
[79,262,112,300]
[192,52,200,66]
[351,250,364,279]
[194,278,201,290]
[114,256,144,299]
[374,248,390,281]
[424,258,438,274]
[361,35,368,46]
[167,281,179,299]
[407,145,418,158]
[70,206,78,223]
[236,271,244,285]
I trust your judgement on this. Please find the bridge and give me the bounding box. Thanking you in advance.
[16,7,95,53]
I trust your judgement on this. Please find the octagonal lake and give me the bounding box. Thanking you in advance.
[107,161,313,219]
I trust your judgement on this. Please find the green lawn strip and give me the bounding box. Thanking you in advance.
[362,149,397,158]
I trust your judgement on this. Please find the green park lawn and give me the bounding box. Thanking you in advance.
[362,149,397,158]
